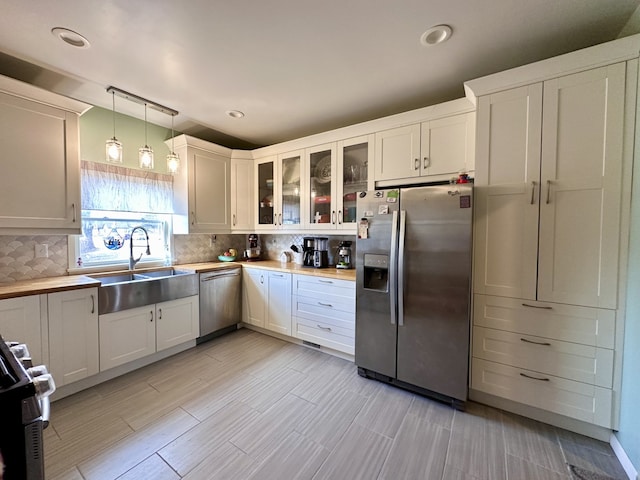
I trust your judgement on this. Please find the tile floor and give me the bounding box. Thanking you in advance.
[44,329,628,480]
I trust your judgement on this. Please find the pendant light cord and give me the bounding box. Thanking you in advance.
[171,114,175,152]
[144,103,148,146]
[112,91,117,138]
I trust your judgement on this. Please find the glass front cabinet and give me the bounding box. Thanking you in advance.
[337,135,373,230]
[255,151,303,231]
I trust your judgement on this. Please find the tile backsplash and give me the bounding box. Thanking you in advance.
[0,236,68,284]
[0,233,358,284]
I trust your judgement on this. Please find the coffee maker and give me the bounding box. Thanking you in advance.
[313,237,329,268]
[245,233,261,261]
[302,237,315,267]
[335,240,352,269]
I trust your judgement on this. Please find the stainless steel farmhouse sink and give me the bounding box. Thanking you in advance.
[91,268,198,314]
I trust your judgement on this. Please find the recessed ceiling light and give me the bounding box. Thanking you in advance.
[420,25,452,47]
[226,110,245,119]
[51,27,90,49]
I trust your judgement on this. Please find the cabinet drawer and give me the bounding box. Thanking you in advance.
[473,294,614,348]
[472,326,613,388]
[293,295,355,330]
[295,317,354,355]
[293,274,355,299]
[471,358,612,428]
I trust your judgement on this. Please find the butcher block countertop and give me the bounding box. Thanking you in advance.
[0,261,355,300]
[0,275,100,300]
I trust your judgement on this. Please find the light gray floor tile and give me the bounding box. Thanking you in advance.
[181,441,257,480]
[312,423,393,480]
[562,440,628,480]
[237,366,306,412]
[502,412,566,474]
[158,401,260,476]
[407,395,455,429]
[506,454,570,480]
[353,383,414,439]
[247,431,329,480]
[295,388,368,449]
[117,454,180,480]
[230,393,317,462]
[78,408,198,480]
[378,413,450,480]
[442,465,484,480]
[556,428,617,457]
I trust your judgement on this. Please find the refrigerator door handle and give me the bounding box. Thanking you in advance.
[389,210,399,325]
[398,210,407,327]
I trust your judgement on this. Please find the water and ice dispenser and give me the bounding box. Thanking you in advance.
[363,253,389,292]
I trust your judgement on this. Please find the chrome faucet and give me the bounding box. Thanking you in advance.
[129,226,151,270]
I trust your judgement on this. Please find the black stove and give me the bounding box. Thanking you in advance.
[0,334,55,480]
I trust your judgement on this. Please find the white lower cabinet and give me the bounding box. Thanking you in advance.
[48,288,99,386]
[265,272,292,336]
[0,294,44,365]
[471,294,615,428]
[242,267,267,328]
[99,296,199,371]
[293,275,355,354]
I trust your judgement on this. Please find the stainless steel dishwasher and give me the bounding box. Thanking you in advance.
[198,267,241,343]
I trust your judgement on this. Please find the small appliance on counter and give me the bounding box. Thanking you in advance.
[244,233,261,261]
[335,240,353,269]
[302,236,329,268]
[313,237,329,268]
[302,237,315,267]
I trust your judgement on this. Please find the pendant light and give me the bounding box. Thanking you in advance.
[138,103,154,169]
[166,114,180,174]
[105,91,123,163]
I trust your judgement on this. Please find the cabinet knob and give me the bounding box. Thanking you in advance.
[233,214,236,226]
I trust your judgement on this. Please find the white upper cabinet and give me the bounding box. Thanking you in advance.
[0,75,88,234]
[374,112,475,184]
[473,63,627,309]
[305,143,337,229]
[337,135,374,230]
[169,135,232,234]
[255,150,304,231]
[230,154,254,231]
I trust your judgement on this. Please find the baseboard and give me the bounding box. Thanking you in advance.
[610,433,639,480]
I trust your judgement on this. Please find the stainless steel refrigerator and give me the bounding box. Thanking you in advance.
[355,184,473,409]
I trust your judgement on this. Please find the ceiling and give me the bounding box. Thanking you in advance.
[0,1,639,150]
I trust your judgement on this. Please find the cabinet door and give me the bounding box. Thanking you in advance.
[242,268,266,327]
[375,124,421,181]
[255,157,276,230]
[189,148,231,233]
[99,306,156,371]
[337,135,373,229]
[0,295,43,365]
[231,158,254,231]
[156,296,199,351]
[279,150,303,229]
[266,272,292,335]
[538,63,625,309]
[306,144,337,229]
[48,288,98,386]
[0,93,80,234]
[422,113,474,177]
[473,84,543,300]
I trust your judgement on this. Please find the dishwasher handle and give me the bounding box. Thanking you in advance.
[201,269,241,282]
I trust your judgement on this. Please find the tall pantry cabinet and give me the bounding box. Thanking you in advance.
[466,36,639,432]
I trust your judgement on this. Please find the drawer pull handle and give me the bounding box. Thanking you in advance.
[519,372,550,382]
[317,325,332,332]
[520,338,551,346]
[318,302,333,308]
[318,280,333,284]
[530,181,537,205]
[521,303,552,310]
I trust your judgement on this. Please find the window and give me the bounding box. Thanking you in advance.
[69,161,174,272]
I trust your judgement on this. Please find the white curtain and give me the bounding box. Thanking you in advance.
[81,161,173,213]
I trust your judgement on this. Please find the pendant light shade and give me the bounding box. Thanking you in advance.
[105,91,123,163]
[139,103,154,169]
[166,114,180,174]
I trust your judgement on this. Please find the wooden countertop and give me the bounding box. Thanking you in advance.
[0,275,100,300]
[0,261,355,300]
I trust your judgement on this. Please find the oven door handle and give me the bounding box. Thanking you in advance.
[40,396,51,428]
